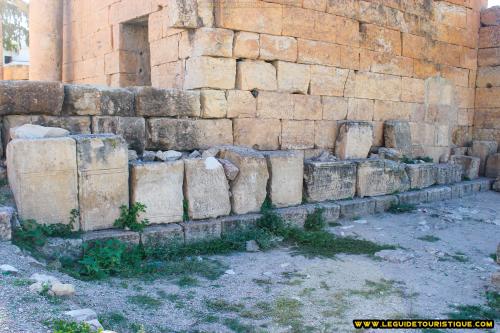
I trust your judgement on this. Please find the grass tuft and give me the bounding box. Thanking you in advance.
[388,203,416,214]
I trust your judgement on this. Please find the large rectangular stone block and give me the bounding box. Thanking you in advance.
[338,198,376,219]
[335,121,373,159]
[450,155,480,179]
[303,160,357,202]
[426,186,452,202]
[232,118,281,150]
[7,137,78,225]
[133,87,201,117]
[405,163,437,189]
[146,118,233,150]
[92,116,146,154]
[486,153,500,178]
[0,81,63,116]
[184,56,236,89]
[435,163,463,184]
[73,135,129,231]
[356,159,410,197]
[219,146,269,215]
[180,219,222,242]
[384,121,412,157]
[262,150,303,208]
[397,190,428,205]
[184,158,231,220]
[471,140,498,176]
[130,161,184,225]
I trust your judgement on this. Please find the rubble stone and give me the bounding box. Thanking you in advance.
[405,163,437,189]
[73,135,129,231]
[7,137,78,226]
[450,155,480,179]
[384,120,412,157]
[335,121,373,159]
[356,159,410,197]
[378,147,402,161]
[303,160,357,202]
[130,161,184,224]
[218,158,239,181]
[262,150,303,208]
[218,146,269,215]
[183,157,231,220]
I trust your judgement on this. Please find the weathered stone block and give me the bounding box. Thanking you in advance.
[218,147,269,215]
[236,60,277,91]
[281,120,315,149]
[183,157,231,220]
[319,202,341,223]
[338,198,376,219]
[260,34,297,62]
[0,81,63,116]
[335,121,373,159]
[180,219,222,242]
[134,87,201,117]
[275,61,310,94]
[405,163,437,189]
[201,89,227,118]
[435,163,463,185]
[262,150,303,208]
[303,160,357,202]
[130,161,184,225]
[82,229,140,245]
[397,190,428,205]
[356,159,410,197]
[450,155,480,179]
[276,205,313,228]
[226,90,256,118]
[486,153,500,178]
[384,121,412,157]
[233,31,259,59]
[166,0,200,28]
[309,65,349,96]
[187,28,234,57]
[73,135,129,231]
[373,195,399,213]
[7,137,78,226]
[142,224,184,244]
[0,207,15,241]
[471,140,498,176]
[147,118,233,150]
[63,85,135,117]
[92,116,146,154]
[220,213,261,234]
[184,56,236,89]
[232,118,281,150]
[425,186,452,202]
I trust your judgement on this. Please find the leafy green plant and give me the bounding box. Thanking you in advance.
[114,203,149,233]
[50,319,100,333]
[304,208,325,231]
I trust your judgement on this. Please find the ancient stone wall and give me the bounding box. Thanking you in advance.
[59,0,488,161]
[474,6,500,146]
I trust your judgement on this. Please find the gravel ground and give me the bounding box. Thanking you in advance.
[0,191,499,333]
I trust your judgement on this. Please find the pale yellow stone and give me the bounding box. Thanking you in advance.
[236,60,277,91]
[275,61,310,94]
[201,89,228,118]
[262,151,303,207]
[335,121,373,159]
[226,90,256,118]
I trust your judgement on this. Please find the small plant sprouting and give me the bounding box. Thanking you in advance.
[114,202,149,233]
[304,208,325,231]
[388,203,416,214]
[69,209,80,230]
[183,199,189,222]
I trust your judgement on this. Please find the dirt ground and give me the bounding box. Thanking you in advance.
[0,191,499,333]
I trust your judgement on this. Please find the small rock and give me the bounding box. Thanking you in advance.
[378,148,402,161]
[375,249,415,263]
[201,147,221,158]
[64,309,98,322]
[156,150,182,161]
[30,273,60,284]
[29,282,46,294]
[0,264,18,274]
[315,151,337,162]
[142,150,156,162]
[10,124,69,139]
[224,269,236,275]
[353,219,367,224]
[204,156,221,170]
[218,158,239,180]
[189,150,201,158]
[86,319,103,330]
[246,240,260,252]
[49,282,75,297]
[128,150,138,162]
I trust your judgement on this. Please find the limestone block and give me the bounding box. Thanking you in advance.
[142,224,184,244]
[262,150,303,208]
[10,124,69,139]
[200,89,227,118]
[184,56,236,89]
[233,31,259,59]
[236,60,277,91]
[220,214,261,234]
[188,28,234,57]
[83,229,140,245]
[338,198,376,219]
[335,121,373,159]
[405,163,437,189]
[293,95,322,120]
[435,163,463,185]
[356,159,410,197]
[180,219,222,242]
[0,81,63,116]
[183,157,231,220]
[130,161,184,224]
[384,121,412,157]
[226,90,256,118]
[218,147,269,215]
[450,155,480,179]
[147,118,232,150]
[92,117,146,154]
[322,96,348,120]
[486,153,500,178]
[397,190,428,205]
[303,160,357,202]
[426,186,452,202]
[471,140,498,175]
[133,87,201,117]
[7,138,78,225]
[0,207,15,241]
[281,120,315,149]
[73,135,129,231]
[232,118,281,150]
[63,85,135,117]
[275,61,310,94]
[373,195,399,213]
[481,7,500,26]
[309,65,349,96]
[260,35,297,62]
[166,0,199,28]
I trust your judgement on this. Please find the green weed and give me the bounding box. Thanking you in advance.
[114,202,149,233]
[127,294,164,309]
[49,320,98,333]
[417,235,440,242]
[98,312,128,332]
[447,291,499,320]
[304,208,325,231]
[204,298,245,313]
[388,203,416,214]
